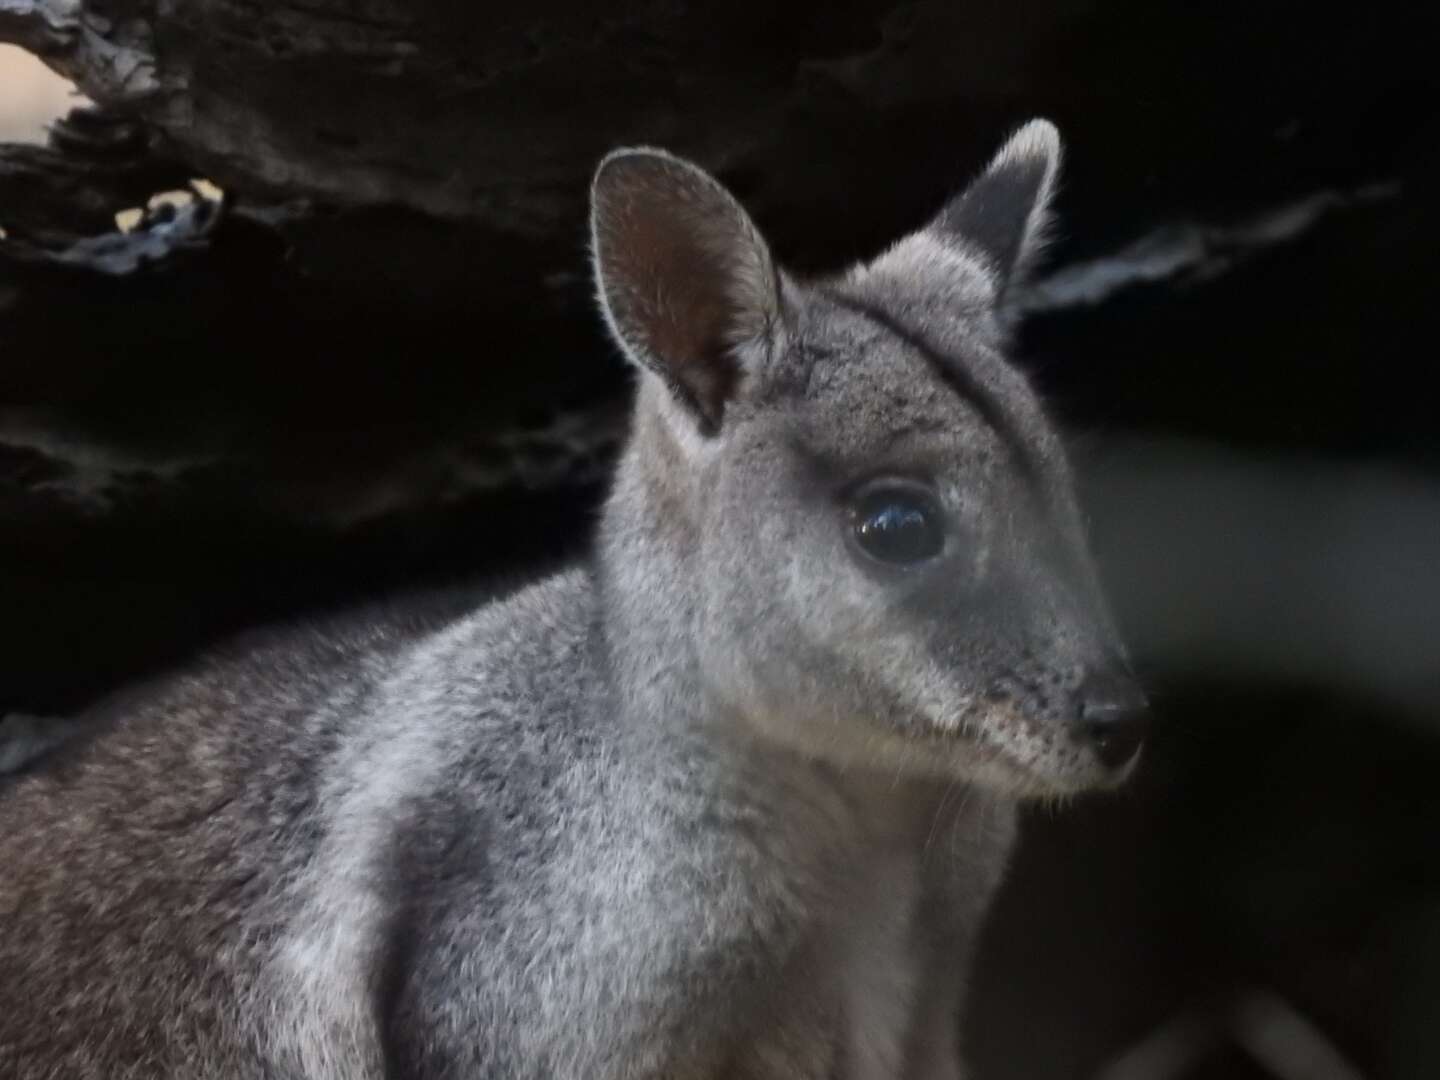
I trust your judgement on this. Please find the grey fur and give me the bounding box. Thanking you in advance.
[0,120,1141,1080]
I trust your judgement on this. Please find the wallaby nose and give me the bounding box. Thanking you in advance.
[1074,671,1149,770]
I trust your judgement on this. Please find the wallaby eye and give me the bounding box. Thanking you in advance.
[849,484,945,566]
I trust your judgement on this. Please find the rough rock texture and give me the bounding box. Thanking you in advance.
[3,1,1440,1076]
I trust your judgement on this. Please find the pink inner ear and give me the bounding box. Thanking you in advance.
[597,159,745,429]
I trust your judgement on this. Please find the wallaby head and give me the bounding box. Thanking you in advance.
[591,120,1147,797]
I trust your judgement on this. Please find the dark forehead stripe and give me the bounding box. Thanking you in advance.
[815,288,1047,494]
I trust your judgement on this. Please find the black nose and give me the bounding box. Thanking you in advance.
[1074,672,1149,769]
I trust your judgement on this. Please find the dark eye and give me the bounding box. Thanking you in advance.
[850,485,945,565]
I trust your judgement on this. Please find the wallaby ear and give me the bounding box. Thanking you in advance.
[591,148,779,436]
[930,119,1062,292]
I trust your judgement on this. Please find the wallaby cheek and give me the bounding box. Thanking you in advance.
[699,539,874,742]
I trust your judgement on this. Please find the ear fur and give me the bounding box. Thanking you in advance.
[929,118,1063,292]
[590,148,779,435]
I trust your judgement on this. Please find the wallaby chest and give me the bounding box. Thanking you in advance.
[732,780,996,1080]
[827,845,929,1078]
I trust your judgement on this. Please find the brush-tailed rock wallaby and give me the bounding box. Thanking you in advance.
[0,119,1148,1079]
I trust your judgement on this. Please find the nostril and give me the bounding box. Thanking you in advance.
[1074,678,1150,770]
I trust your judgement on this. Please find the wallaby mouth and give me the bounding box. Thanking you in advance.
[953,680,1150,797]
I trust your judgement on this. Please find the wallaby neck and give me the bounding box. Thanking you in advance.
[596,397,713,728]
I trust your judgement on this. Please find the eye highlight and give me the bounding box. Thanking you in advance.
[849,483,946,566]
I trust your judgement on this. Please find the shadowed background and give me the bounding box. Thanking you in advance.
[2,3,1439,1076]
